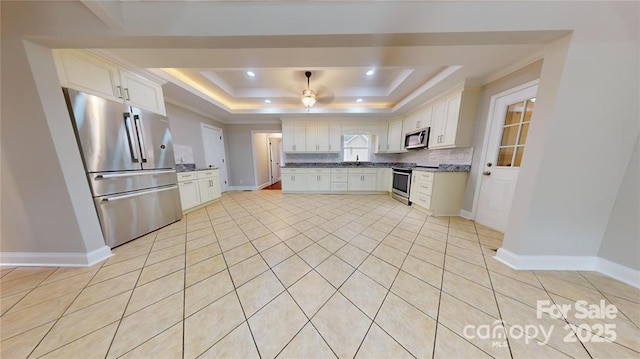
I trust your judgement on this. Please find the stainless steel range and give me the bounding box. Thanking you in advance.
[391,167,413,205]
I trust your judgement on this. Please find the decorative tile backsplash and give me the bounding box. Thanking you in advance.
[284,153,342,163]
[284,147,473,167]
[395,147,474,166]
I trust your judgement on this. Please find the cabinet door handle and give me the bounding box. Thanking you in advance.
[116,86,123,99]
[123,88,131,101]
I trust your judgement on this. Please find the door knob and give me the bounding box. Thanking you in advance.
[486,163,493,167]
[483,171,491,176]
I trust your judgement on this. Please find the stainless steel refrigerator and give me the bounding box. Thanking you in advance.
[64,88,182,248]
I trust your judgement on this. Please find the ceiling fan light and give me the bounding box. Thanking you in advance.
[301,88,317,107]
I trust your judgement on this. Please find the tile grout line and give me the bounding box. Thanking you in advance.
[351,208,422,359]
[275,199,402,358]
[430,214,450,359]
[23,251,113,358]
[103,230,160,359]
[218,200,264,359]
[577,272,640,328]
[531,271,596,358]
[474,220,515,359]
[269,196,401,358]
[182,215,190,359]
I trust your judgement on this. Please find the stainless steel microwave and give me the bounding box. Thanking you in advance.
[404,127,430,149]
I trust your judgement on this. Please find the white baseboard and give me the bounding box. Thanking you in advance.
[459,209,474,220]
[256,182,270,190]
[0,245,112,267]
[495,248,640,288]
[596,257,640,289]
[228,186,258,191]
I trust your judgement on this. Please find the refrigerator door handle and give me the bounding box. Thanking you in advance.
[134,115,148,162]
[95,170,176,179]
[101,185,177,202]
[124,113,140,163]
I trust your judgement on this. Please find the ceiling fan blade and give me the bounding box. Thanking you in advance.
[314,85,335,105]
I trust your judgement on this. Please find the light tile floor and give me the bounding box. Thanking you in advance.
[1,191,639,358]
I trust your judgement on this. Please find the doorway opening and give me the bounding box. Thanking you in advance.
[252,131,282,190]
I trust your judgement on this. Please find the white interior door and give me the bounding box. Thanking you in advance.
[201,124,229,192]
[269,137,282,184]
[476,84,537,232]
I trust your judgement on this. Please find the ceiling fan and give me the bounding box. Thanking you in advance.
[299,71,334,109]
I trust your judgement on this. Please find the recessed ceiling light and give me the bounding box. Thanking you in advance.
[366,70,375,76]
[264,99,271,103]
[246,71,256,77]
[356,98,363,103]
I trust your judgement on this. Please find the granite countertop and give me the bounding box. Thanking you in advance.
[412,164,471,172]
[282,162,471,172]
[176,164,219,172]
[282,162,415,169]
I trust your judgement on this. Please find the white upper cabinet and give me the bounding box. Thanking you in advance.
[422,105,433,129]
[375,122,389,153]
[305,122,321,151]
[54,50,121,102]
[429,88,480,149]
[429,101,447,148]
[403,105,433,136]
[283,121,307,152]
[282,122,295,152]
[283,120,340,153]
[329,122,341,152]
[119,69,166,115]
[53,49,166,115]
[403,112,419,134]
[387,119,404,153]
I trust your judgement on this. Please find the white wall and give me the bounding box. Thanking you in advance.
[598,136,640,271]
[462,60,543,212]
[252,133,271,188]
[500,10,639,271]
[2,1,638,274]
[1,37,110,263]
[226,124,282,187]
[165,103,226,168]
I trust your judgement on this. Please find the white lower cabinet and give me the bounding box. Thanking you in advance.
[177,172,199,211]
[410,171,468,216]
[178,169,221,212]
[306,168,331,192]
[282,167,392,193]
[197,170,221,204]
[281,168,308,192]
[330,168,348,192]
[347,168,377,191]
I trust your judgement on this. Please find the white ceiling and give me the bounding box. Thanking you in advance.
[66,3,570,123]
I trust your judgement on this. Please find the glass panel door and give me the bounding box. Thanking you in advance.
[496,98,535,167]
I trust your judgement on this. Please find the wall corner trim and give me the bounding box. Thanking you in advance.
[0,246,112,267]
[495,248,640,289]
[459,209,474,220]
